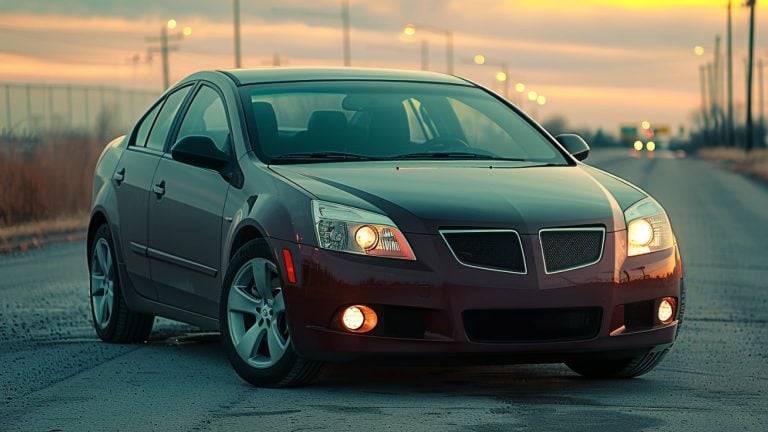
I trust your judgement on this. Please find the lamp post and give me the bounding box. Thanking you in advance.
[403,23,454,74]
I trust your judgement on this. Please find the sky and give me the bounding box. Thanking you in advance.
[0,0,766,134]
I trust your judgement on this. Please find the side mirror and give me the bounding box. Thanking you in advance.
[556,134,590,161]
[171,135,231,171]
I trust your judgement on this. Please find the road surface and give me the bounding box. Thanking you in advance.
[1,150,767,431]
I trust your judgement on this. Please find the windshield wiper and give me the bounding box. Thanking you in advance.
[391,151,527,161]
[269,151,382,163]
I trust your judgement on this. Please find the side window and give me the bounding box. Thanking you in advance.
[146,86,192,151]
[176,86,232,155]
[133,103,161,147]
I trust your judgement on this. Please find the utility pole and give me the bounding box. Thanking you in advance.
[760,58,765,147]
[446,30,454,75]
[727,0,735,147]
[746,0,757,152]
[234,0,242,68]
[700,65,710,139]
[146,22,186,90]
[341,0,351,66]
[272,1,352,67]
[420,40,429,71]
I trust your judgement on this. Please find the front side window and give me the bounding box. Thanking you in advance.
[146,85,192,151]
[175,85,232,156]
[241,81,566,164]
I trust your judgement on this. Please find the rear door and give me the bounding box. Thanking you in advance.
[147,84,234,317]
[113,85,192,300]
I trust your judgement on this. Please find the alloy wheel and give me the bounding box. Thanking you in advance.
[90,238,115,329]
[227,258,290,368]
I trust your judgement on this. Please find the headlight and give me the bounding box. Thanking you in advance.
[624,197,674,256]
[312,200,416,260]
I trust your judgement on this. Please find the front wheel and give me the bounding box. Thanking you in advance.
[220,239,322,387]
[565,349,669,379]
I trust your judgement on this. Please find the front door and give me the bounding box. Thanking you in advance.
[148,84,234,317]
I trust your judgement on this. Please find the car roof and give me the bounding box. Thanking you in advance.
[218,67,472,86]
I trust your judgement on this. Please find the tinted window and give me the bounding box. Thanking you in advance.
[133,103,161,147]
[242,81,565,164]
[146,86,192,151]
[176,86,231,156]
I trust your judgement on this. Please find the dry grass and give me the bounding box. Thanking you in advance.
[698,147,768,182]
[0,134,102,227]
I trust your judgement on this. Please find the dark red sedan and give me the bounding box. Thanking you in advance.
[87,68,683,387]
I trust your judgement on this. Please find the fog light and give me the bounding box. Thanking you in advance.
[341,305,377,333]
[658,297,675,324]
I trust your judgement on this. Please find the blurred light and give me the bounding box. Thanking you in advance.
[527,91,538,101]
[633,140,644,151]
[495,71,507,82]
[515,83,525,93]
[167,19,177,30]
[646,141,656,152]
[183,26,192,36]
[641,120,651,130]
[694,46,705,56]
[537,95,546,105]
[474,54,485,65]
[403,24,416,36]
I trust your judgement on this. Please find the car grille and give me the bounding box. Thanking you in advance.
[539,228,605,274]
[463,307,603,343]
[440,230,526,273]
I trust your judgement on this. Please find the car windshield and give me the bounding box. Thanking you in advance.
[241,81,568,165]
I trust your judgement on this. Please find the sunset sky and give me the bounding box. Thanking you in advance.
[1,0,766,134]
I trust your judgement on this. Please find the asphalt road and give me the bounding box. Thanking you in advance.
[1,149,767,431]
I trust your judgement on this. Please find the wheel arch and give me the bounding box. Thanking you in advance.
[87,209,109,270]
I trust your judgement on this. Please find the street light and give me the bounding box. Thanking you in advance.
[694,45,705,56]
[527,90,538,101]
[537,95,546,106]
[471,53,509,99]
[403,23,454,74]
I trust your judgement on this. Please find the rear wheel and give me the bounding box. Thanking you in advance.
[89,224,154,342]
[220,239,322,387]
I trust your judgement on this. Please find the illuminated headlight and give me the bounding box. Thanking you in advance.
[624,197,674,256]
[312,200,416,260]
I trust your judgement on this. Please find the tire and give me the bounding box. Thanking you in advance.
[89,224,154,342]
[565,348,669,379]
[220,239,323,387]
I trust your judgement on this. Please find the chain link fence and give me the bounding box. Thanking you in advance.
[0,83,159,137]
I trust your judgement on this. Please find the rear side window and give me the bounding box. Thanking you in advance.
[133,103,161,147]
[146,86,192,151]
[176,85,232,156]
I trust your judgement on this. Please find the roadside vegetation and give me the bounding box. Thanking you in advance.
[698,147,768,182]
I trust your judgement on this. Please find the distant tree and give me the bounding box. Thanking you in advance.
[540,115,569,136]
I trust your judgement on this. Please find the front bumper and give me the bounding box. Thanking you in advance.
[270,230,682,363]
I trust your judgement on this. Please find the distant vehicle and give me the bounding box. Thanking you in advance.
[87,68,684,387]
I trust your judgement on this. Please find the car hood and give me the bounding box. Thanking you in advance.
[270,161,638,235]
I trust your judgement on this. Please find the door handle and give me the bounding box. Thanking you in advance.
[152,180,166,198]
[113,168,125,185]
